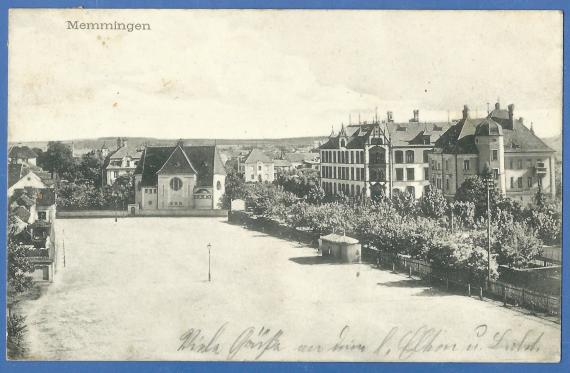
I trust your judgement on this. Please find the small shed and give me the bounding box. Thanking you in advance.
[319,234,361,263]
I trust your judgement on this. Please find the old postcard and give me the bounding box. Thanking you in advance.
[6,9,562,362]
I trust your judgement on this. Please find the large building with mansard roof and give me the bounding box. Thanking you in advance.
[319,110,451,200]
[429,103,556,204]
[133,141,226,210]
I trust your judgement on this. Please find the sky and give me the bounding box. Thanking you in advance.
[8,9,563,141]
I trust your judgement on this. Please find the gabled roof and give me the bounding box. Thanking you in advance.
[244,149,272,164]
[9,146,38,159]
[320,121,450,150]
[157,146,197,175]
[135,144,226,187]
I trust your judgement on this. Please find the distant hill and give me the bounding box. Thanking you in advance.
[9,136,328,155]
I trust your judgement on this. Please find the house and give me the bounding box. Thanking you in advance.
[429,103,556,204]
[133,141,226,211]
[273,159,293,178]
[8,145,38,166]
[284,152,319,169]
[243,149,274,183]
[105,138,143,185]
[319,110,451,199]
[36,188,57,223]
[8,170,50,198]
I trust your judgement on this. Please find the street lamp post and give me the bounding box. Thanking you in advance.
[207,243,212,282]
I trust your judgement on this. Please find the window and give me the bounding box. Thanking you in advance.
[113,171,119,178]
[395,151,403,164]
[526,159,532,168]
[340,139,346,147]
[492,150,498,161]
[538,177,542,187]
[356,185,361,195]
[251,174,254,180]
[445,159,449,170]
[351,185,355,196]
[423,150,429,163]
[517,177,523,189]
[405,150,414,163]
[126,160,130,167]
[463,160,470,171]
[145,189,148,194]
[509,159,514,169]
[396,168,404,181]
[445,179,449,190]
[493,169,499,180]
[216,180,222,190]
[424,167,429,180]
[333,152,337,163]
[510,177,514,189]
[258,165,262,171]
[527,177,532,188]
[518,159,523,169]
[355,152,360,164]
[38,211,46,220]
[351,168,355,180]
[406,168,415,181]
[170,177,183,191]
[406,186,416,198]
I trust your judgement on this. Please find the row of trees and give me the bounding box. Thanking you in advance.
[227,173,562,284]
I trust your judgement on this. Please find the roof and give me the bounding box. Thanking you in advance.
[157,145,197,175]
[12,206,31,223]
[319,121,451,150]
[244,149,272,164]
[108,145,143,160]
[36,188,56,207]
[8,164,25,188]
[274,159,292,167]
[474,118,503,136]
[135,144,226,187]
[435,115,554,154]
[320,233,359,244]
[9,146,38,159]
[284,152,318,163]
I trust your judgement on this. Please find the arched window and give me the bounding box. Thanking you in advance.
[340,139,346,147]
[406,150,414,163]
[170,177,183,191]
[216,180,222,190]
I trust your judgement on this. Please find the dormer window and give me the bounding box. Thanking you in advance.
[340,139,346,148]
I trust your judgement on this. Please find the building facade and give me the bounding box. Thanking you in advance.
[429,103,556,204]
[105,138,143,185]
[319,111,450,199]
[243,149,275,183]
[133,141,226,210]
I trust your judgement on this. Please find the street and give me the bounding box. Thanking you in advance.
[19,217,560,361]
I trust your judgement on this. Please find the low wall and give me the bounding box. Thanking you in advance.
[57,209,228,218]
[228,211,319,246]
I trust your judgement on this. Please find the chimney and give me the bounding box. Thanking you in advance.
[507,104,515,129]
[122,138,128,149]
[495,102,500,110]
[462,105,470,119]
[387,111,394,123]
[116,137,122,149]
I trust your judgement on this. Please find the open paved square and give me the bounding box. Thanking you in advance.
[19,217,560,361]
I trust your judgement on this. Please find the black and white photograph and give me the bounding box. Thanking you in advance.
[5,9,563,362]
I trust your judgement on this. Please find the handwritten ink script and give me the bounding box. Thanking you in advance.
[177,323,546,361]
